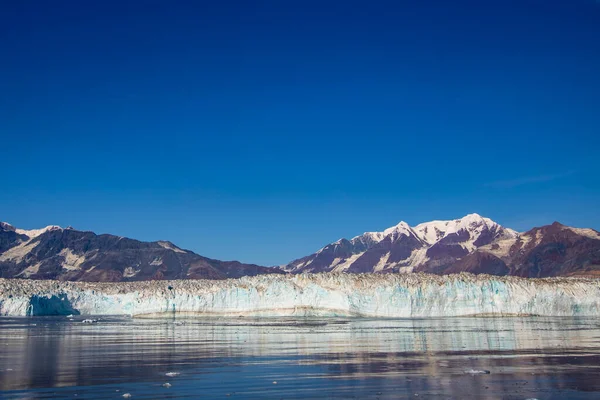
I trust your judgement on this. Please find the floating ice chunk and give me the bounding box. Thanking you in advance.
[464,369,491,375]
[122,394,132,398]
[81,319,97,324]
[165,372,179,377]
[162,383,172,388]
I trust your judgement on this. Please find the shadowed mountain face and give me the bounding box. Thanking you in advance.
[283,214,600,278]
[0,223,282,282]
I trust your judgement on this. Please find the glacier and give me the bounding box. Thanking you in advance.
[1,273,600,317]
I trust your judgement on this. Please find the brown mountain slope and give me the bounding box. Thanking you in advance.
[0,223,283,282]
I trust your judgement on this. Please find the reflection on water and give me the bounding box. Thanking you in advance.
[1,316,600,399]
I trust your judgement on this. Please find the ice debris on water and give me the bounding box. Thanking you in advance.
[81,319,97,324]
[122,394,132,398]
[464,369,491,375]
[165,372,179,377]
[162,383,172,388]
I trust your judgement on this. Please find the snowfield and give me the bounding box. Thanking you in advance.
[1,273,599,317]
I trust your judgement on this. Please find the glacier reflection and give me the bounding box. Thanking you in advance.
[1,316,600,399]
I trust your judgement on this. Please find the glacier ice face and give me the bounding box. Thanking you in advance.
[1,273,600,317]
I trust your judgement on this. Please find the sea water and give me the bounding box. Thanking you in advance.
[1,316,600,399]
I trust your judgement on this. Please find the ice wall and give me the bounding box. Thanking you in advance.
[1,273,600,317]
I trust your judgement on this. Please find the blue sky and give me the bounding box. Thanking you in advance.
[1,0,599,266]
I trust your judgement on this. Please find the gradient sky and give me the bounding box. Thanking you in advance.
[1,0,599,266]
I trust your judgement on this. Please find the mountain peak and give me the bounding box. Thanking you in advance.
[2,222,64,238]
[463,212,484,219]
[453,213,496,231]
[15,225,63,239]
[460,213,488,223]
[383,221,412,236]
[0,222,16,232]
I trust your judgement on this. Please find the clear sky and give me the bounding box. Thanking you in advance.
[1,0,599,266]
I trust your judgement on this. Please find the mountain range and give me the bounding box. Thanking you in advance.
[2,213,599,281]
[0,222,280,281]
[283,214,600,277]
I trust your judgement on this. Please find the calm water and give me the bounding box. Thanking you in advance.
[1,316,600,399]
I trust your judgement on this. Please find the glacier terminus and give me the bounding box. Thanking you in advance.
[1,273,599,318]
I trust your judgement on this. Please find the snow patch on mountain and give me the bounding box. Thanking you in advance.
[373,252,391,272]
[60,248,86,271]
[157,241,187,253]
[345,232,387,252]
[567,227,600,240]
[15,225,62,239]
[150,257,163,266]
[414,221,448,244]
[332,253,365,272]
[414,213,518,247]
[123,267,139,278]
[381,248,430,274]
[355,231,386,243]
[404,248,429,271]
[479,237,519,259]
[533,230,545,246]
[291,259,312,270]
[17,262,42,278]
[0,240,39,263]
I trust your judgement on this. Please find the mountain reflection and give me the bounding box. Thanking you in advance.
[1,316,600,399]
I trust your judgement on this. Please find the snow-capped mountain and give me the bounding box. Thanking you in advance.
[283,214,517,274]
[283,214,600,277]
[2,214,599,282]
[0,222,283,281]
